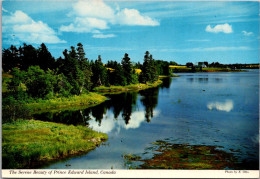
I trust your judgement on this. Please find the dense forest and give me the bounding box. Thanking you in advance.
[2,43,173,122]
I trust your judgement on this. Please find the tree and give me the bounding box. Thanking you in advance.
[110,62,126,86]
[149,54,158,82]
[2,45,20,72]
[140,51,158,83]
[140,51,151,83]
[121,53,132,85]
[20,43,38,70]
[7,68,26,92]
[91,55,108,87]
[58,47,84,95]
[37,43,55,70]
[76,43,85,61]
[25,66,54,98]
[76,43,92,92]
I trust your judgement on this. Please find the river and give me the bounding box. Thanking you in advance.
[35,70,259,169]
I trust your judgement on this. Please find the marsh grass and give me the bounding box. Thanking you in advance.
[2,119,108,169]
[93,80,162,94]
[25,93,107,113]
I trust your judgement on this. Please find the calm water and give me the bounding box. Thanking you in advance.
[37,70,259,169]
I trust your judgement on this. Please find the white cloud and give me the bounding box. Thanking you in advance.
[207,100,234,112]
[3,10,66,44]
[60,0,159,34]
[72,0,115,20]
[205,23,233,33]
[116,8,159,26]
[242,31,253,36]
[3,10,32,24]
[60,17,109,33]
[2,7,8,13]
[92,34,116,38]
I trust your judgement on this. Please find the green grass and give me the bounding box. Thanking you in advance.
[25,92,107,113]
[2,119,108,169]
[93,80,163,94]
[159,75,180,78]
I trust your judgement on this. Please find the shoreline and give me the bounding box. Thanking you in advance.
[93,80,163,94]
[25,92,107,113]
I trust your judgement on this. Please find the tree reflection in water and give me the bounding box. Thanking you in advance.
[33,78,172,128]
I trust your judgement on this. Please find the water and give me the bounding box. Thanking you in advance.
[36,70,259,169]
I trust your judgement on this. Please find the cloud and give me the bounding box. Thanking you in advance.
[71,0,114,20]
[2,7,8,12]
[242,31,253,36]
[59,0,159,34]
[60,17,109,33]
[3,10,66,44]
[116,8,159,26]
[207,100,234,112]
[92,34,116,38]
[205,23,233,33]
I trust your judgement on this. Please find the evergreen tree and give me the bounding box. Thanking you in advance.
[112,62,127,86]
[140,51,151,83]
[149,54,158,82]
[2,45,19,72]
[76,43,85,61]
[91,55,108,87]
[20,43,38,70]
[76,43,92,92]
[37,43,55,70]
[121,53,132,85]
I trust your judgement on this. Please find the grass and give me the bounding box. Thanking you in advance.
[93,80,163,94]
[25,92,107,113]
[2,119,108,169]
[169,65,189,69]
[159,74,180,78]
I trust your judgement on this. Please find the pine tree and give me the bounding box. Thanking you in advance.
[141,51,151,83]
[76,43,92,92]
[121,53,133,85]
[91,55,108,87]
[37,43,55,70]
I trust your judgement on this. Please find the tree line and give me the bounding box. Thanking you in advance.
[3,43,173,100]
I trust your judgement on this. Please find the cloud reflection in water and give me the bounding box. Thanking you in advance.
[88,110,160,133]
[207,100,234,112]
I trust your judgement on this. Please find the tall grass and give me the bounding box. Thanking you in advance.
[25,93,107,113]
[93,80,162,93]
[2,119,108,169]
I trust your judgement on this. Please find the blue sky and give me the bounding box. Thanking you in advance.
[2,0,259,64]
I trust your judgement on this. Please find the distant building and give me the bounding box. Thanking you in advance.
[195,61,208,68]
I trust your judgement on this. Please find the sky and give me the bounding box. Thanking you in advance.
[2,0,259,64]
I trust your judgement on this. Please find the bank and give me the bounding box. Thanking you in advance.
[2,119,108,169]
[93,80,163,94]
[24,92,107,113]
